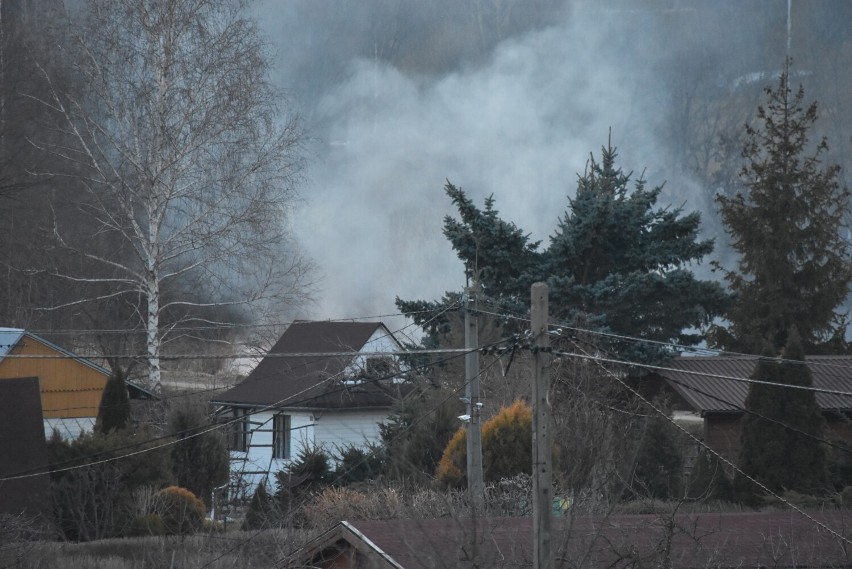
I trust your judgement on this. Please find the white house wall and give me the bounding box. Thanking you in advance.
[312,409,389,455]
[230,409,314,493]
[233,407,390,494]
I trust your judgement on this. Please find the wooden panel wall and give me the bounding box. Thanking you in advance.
[0,337,108,419]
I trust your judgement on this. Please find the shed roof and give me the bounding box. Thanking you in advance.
[212,321,408,409]
[294,512,852,569]
[649,355,852,414]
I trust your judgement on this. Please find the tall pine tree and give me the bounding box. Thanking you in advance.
[399,141,729,363]
[715,64,851,353]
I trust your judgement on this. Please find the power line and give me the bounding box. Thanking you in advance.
[561,340,852,550]
[474,306,852,372]
[22,307,454,336]
[0,338,511,483]
[666,375,852,456]
[0,348,473,361]
[551,347,852,399]
[5,304,467,479]
[198,346,508,569]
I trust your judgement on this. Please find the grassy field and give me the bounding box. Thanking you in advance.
[1,528,313,569]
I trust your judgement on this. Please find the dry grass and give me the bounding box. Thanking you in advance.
[1,528,314,569]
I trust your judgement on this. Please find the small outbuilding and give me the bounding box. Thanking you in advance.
[641,355,852,466]
[0,327,157,440]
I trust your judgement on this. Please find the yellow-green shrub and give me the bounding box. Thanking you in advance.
[436,400,532,488]
[154,486,206,535]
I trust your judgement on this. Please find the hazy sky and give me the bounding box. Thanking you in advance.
[251,0,849,333]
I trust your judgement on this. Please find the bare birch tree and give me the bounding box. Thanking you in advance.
[29,0,309,386]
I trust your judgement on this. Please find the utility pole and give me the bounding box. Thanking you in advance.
[464,284,484,506]
[531,282,552,569]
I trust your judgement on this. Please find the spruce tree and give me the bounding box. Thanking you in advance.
[737,330,828,499]
[95,368,131,434]
[399,141,729,363]
[628,405,683,500]
[545,143,729,362]
[715,63,851,353]
[169,402,229,505]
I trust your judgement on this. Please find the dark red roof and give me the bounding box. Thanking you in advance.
[650,355,852,414]
[300,512,852,569]
[213,321,407,409]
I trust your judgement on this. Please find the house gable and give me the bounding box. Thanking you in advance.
[211,321,410,496]
[0,328,110,420]
[213,321,407,410]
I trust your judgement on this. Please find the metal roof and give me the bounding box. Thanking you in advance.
[0,327,25,360]
[651,355,852,414]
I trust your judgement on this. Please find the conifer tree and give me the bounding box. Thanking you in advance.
[715,63,851,353]
[95,368,131,434]
[399,141,729,363]
[627,404,683,500]
[169,402,229,505]
[737,330,828,499]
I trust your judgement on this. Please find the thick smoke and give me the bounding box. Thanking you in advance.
[254,0,851,327]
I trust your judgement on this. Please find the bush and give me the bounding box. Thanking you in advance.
[379,386,461,482]
[627,402,684,500]
[127,514,166,537]
[154,486,206,535]
[274,444,334,526]
[436,400,533,488]
[686,451,733,502]
[435,427,468,488]
[242,483,275,531]
[334,445,384,485]
[481,400,532,482]
[168,401,229,504]
[46,430,173,541]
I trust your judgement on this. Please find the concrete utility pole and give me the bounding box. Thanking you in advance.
[464,284,484,506]
[531,282,553,569]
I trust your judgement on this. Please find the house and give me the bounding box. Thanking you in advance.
[211,321,409,495]
[0,377,51,518]
[0,327,158,440]
[288,513,852,569]
[642,355,852,466]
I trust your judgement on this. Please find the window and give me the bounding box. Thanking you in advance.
[231,407,249,452]
[273,414,291,459]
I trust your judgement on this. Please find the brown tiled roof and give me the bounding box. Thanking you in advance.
[650,355,852,414]
[297,512,852,569]
[213,321,407,409]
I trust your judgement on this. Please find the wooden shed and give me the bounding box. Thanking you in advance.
[0,327,156,439]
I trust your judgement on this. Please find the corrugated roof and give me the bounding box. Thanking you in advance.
[0,327,24,360]
[213,321,408,409]
[651,355,852,414]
